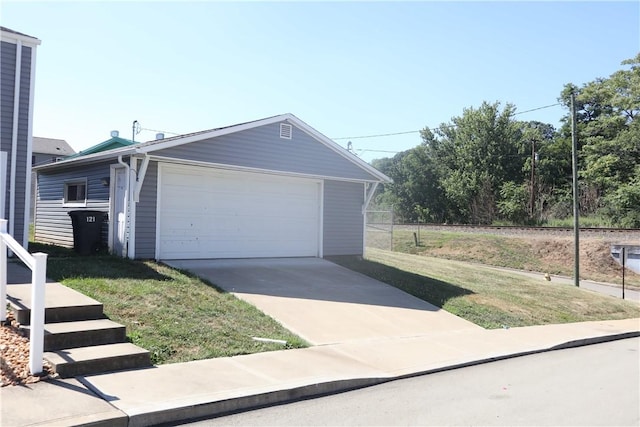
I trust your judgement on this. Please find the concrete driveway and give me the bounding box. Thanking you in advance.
[164,258,480,345]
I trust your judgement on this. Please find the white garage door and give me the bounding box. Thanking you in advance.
[158,164,321,259]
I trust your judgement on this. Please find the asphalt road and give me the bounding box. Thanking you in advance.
[179,337,640,426]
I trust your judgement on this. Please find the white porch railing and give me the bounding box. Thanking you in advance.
[0,218,47,375]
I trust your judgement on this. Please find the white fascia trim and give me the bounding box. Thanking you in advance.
[0,30,41,47]
[148,155,381,185]
[33,113,393,186]
[22,41,38,247]
[139,113,392,184]
[34,146,137,171]
[283,114,393,184]
[136,115,291,154]
[9,40,22,239]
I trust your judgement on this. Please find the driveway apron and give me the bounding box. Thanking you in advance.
[164,258,480,345]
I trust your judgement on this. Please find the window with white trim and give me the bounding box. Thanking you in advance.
[64,179,87,206]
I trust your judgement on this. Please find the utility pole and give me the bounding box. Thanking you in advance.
[570,92,580,287]
[530,139,536,218]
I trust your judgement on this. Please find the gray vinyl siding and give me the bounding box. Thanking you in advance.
[35,162,111,248]
[323,180,364,256]
[0,41,17,221]
[0,41,33,243]
[31,155,71,221]
[156,122,376,181]
[134,160,157,258]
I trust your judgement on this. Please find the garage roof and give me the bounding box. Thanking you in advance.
[34,114,392,183]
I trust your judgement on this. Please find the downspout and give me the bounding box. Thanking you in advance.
[117,155,130,258]
[9,40,22,239]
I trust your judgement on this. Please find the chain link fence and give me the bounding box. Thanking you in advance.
[365,209,394,251]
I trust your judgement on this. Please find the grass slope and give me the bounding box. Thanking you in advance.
[388,230,640,287]
[332,248,640,329]
[30,245,307,365]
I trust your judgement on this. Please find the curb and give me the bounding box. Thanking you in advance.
[118,332,640,427]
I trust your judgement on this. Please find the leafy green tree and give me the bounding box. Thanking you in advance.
[498,181,529,223]
[558,53,640,225]
[428,101,524,224]
[372,142,446,223]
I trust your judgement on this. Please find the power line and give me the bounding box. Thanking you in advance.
[335,130,419,140]
[512,103,562,116]
[333,102,562,141]
[141,127,180,136]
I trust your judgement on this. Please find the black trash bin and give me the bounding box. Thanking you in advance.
[68,210,106,255]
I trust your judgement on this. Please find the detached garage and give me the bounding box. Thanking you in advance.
[33,114,391,260]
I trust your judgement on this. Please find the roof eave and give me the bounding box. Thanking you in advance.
[34,146,138,171]
[0,27,41,46]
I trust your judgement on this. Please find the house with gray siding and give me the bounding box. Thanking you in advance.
[30,137,75,222]
[34,114,391,260]
[1,27,40,247]
[32,137,75,167]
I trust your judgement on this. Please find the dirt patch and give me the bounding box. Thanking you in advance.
[384,231,640,287]
[529,237,638,285]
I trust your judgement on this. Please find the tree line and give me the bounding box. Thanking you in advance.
[372,54,640,228]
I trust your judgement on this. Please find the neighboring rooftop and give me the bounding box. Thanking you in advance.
[66,136,135,159]
[33,137,76,156]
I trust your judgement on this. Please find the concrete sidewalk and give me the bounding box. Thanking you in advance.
[2,318,639,427]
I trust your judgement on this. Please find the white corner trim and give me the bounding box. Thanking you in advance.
[22,40,38,247]
[9,40,22,239]
[154,163,165,261]
[318,180,324,258]
[0,152,6,220]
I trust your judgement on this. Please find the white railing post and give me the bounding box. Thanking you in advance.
[0,219,7,323]
[29,252,47,375]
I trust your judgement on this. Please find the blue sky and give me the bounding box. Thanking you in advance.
[3,1,639,162]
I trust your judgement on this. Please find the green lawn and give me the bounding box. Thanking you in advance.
[331,248,640,329]
[28,243,307,365]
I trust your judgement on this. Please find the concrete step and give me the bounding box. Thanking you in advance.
[7,282,104,325]
[44,343,152,378]
[22,319,127,351]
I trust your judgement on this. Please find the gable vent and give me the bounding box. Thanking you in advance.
[280,123,292,140]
